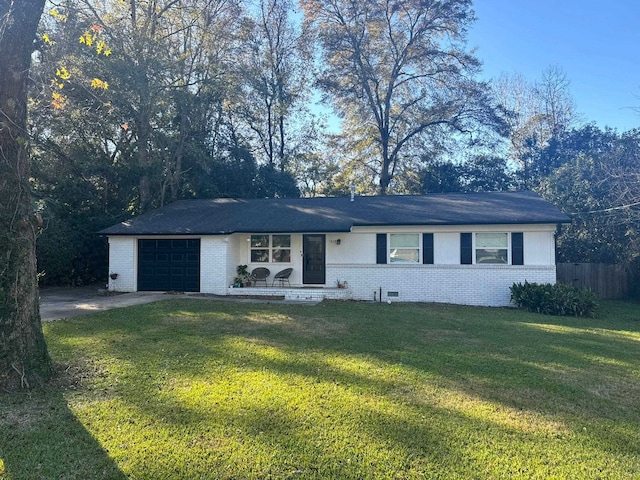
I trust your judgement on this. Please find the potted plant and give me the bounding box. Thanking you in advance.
[336,279,348,289]
[236,265,250,287]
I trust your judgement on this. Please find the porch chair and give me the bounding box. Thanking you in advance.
[250,267,270,287]
[272,267,293,287]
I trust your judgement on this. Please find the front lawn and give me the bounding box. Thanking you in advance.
[2,299,640,479]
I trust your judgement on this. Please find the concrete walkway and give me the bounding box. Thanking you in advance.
[39,286,319,322]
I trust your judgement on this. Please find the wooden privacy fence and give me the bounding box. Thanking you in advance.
[557,263,628,299]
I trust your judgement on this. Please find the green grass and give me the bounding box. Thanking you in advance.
[2,299,640,479]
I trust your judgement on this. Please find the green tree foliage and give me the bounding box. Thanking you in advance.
[34,0,244,212]
[419,155,512,194]
[291,152,342,197]
[188,145,261,199]
[420,161,464,194]
[31,139,135,286]
[463,155,513,192]
[539,126,640,265]
[301,0,507,194]
[30,0,302,285]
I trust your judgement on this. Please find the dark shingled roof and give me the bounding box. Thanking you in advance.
[99,191,570,236]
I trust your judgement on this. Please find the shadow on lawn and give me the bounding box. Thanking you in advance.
[41,299,640,476]
[0,384,127,480]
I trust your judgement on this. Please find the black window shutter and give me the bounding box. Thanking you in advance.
[460,233,472,265]
[423,233,434,264]
[376,234,387,264]
[512,232,524,265]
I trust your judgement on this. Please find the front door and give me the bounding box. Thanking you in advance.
[303,234,325,285]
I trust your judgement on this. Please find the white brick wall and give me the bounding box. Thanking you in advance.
[107,237,136,292]
[327,264,556,307]
[200,237,230,294]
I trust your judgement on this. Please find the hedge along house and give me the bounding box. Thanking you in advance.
[99,191,570,306]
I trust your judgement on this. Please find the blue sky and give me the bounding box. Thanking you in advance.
[468,0,639,132]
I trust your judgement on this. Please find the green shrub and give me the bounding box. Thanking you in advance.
[510,281,599,317]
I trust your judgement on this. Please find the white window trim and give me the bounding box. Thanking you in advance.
[388,233,421,264]
[474,232,511,265]
[249,234,292,264]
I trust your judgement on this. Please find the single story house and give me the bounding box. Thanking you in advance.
[99,191,570,306]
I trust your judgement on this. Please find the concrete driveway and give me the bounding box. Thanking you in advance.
[39,286,318,321]
[39,286,170,322]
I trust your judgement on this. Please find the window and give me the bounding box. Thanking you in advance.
[271,235,291,263]
[250,235,270,262]
[389,233,420,263]
[250,234,291,263]
[378,233,433,264]
[475,233,508,264]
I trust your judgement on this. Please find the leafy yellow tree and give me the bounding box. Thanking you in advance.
[56,0,242,211]
[41,9,112,110]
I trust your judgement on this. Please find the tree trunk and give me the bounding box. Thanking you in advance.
[169,101,189,203]
[137,87,153,212]
[0,0,52,391]
[378,131,391,195]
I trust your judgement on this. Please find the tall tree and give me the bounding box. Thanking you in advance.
[65,0,241,212]
[0,0,51,390]
[302,0,506,194]
[237,0,311,172]
[493,66,579,188]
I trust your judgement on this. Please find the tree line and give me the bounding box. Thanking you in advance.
[29,0,640,288]
[1,0,639,389]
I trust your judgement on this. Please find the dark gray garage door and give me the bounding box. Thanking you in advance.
[138,239,200,292]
